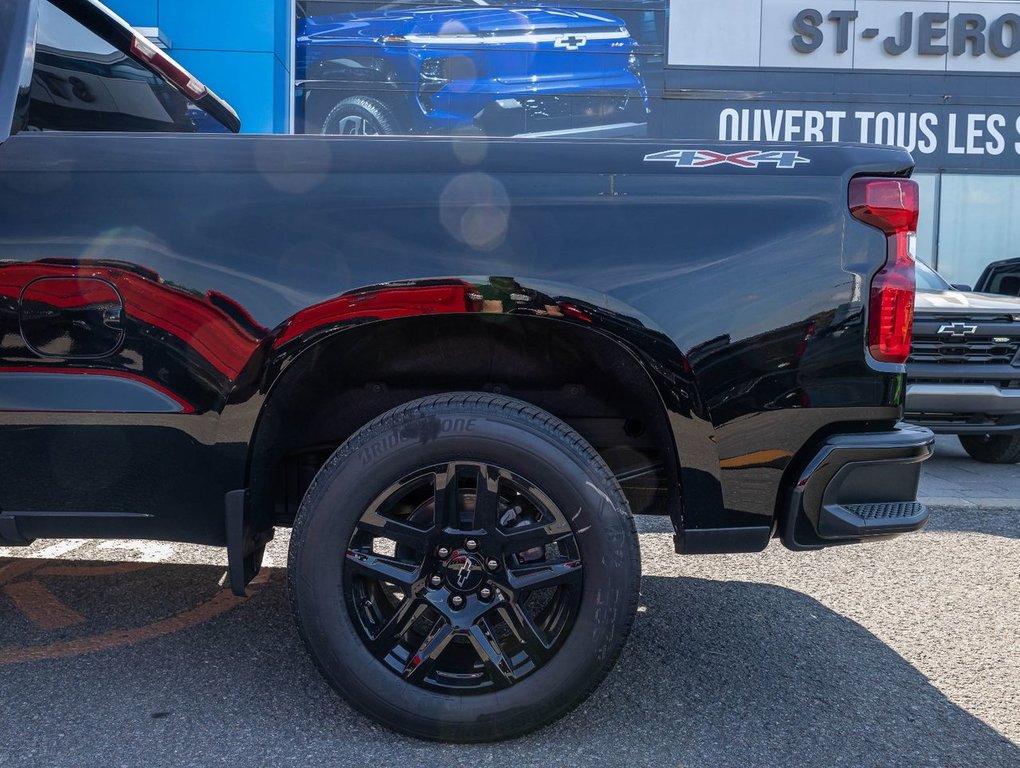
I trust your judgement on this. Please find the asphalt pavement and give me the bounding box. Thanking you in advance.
[0,436,1017,768]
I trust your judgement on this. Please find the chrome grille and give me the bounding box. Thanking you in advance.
[520,94,630,122]
[910,314,1020,365]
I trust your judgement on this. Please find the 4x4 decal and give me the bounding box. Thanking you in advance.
[644,149,811,169]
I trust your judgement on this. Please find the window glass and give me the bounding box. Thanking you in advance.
[27,0,197,132]
[915,261,952,292]
[937,174,1020,285]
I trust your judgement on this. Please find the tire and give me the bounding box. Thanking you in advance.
[288,393,640,742]
[958,433,1020,464]
[320,96,398,135]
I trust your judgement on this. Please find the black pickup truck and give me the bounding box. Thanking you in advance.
[0,0,934,743]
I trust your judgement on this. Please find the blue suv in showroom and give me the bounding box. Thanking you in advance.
[296,0,650,136]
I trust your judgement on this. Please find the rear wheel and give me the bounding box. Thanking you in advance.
[288,393,640,742]
[958,433,1020,464]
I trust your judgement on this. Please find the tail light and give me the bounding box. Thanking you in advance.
[849,177,919,365]
[130,35,207,99]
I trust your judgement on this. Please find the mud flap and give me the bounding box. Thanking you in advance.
[0,511,33,546]
[225,490,273,597]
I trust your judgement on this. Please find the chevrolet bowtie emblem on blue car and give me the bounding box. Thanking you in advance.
[937,322,979,336]
[555,34,588,50]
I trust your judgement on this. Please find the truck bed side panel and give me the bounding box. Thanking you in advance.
[0,135,910,542]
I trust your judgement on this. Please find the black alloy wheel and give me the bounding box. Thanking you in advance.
[288,393,640,742]
[345,461,583,692]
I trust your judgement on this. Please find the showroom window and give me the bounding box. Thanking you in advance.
[293,0,666,137]
[937,174,1020,286]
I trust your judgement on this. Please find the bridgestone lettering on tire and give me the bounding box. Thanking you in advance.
[288,393,640,742]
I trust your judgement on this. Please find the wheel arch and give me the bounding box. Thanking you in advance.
[300,57,407,132]
[242,302,712,536]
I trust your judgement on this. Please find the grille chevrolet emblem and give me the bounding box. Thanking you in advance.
[937,322,978,336]
[554,34,587,50]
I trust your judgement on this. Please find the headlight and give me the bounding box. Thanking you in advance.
[418,57,447,113]
[420,57,446,83]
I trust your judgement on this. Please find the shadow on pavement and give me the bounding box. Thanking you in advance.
[926,506,1020,540]
[0,562,1016,767]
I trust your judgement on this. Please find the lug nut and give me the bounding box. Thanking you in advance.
[450,595,465,609]
[486,558,500,571]
[465,539,478,551]
[430,575,442,588]
[437,546,450,558]
[479,587,492,600]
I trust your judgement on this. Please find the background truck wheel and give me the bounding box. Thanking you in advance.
[320,96,398,135]
[288,393,640,742]
[958,433,1020,464]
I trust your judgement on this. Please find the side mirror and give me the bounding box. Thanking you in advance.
[951,284,973,292]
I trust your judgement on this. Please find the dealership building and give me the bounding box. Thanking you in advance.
[105,0,1020,286]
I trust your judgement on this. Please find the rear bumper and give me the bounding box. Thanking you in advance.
[905,381,1020,434]
[782,424,935,551]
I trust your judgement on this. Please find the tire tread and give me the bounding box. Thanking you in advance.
[959,433,1020,464]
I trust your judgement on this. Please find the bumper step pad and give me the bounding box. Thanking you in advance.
[845,502,926,520]
[818,500,929,539]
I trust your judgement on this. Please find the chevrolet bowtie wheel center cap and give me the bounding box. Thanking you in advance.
[444,551,486,592]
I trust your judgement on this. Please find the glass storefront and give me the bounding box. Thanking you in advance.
[293,0,666,138]
[938,175,1020,286]
[909,174,1020,286]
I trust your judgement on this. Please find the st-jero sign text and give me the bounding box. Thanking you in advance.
[794,9,1020,59]
[668,0,1020,72]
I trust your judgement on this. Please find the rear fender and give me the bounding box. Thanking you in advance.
[235,275,723,533]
